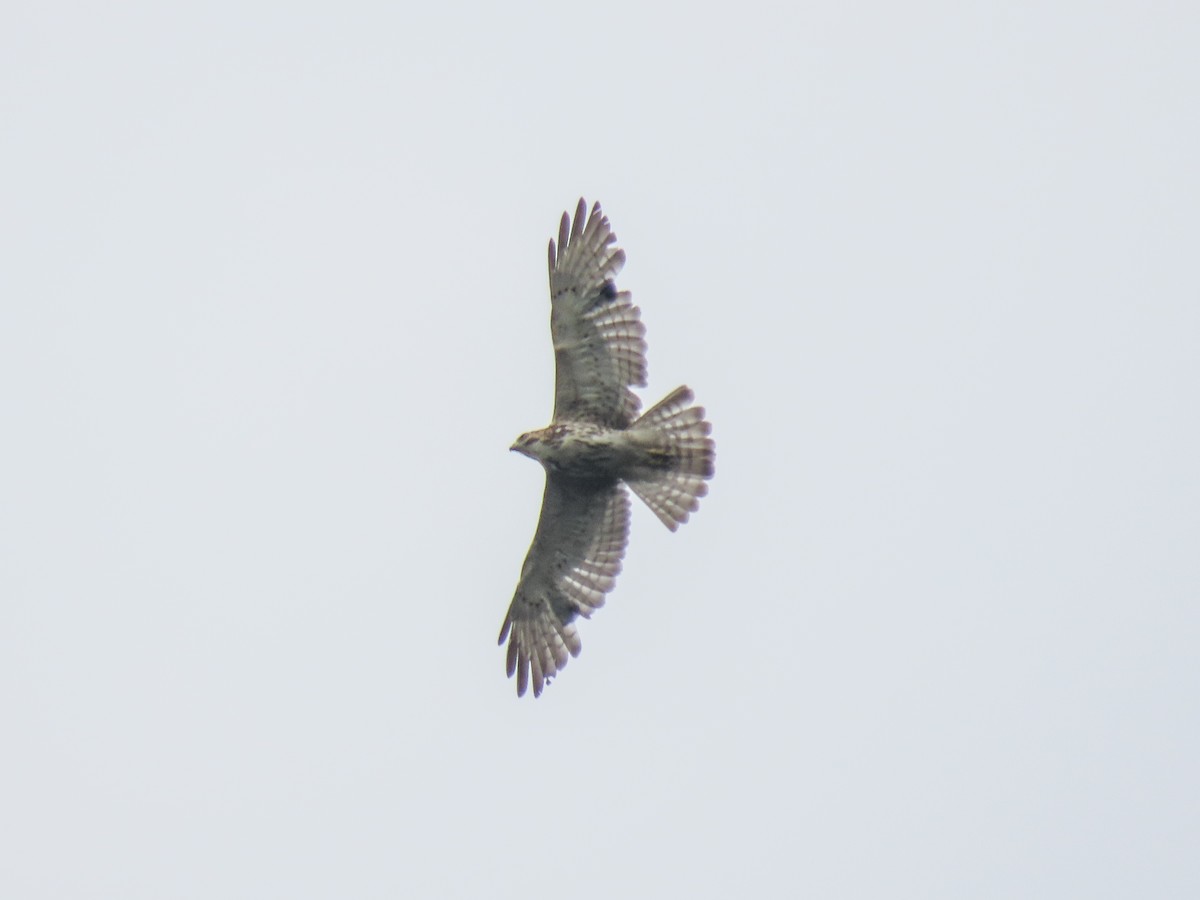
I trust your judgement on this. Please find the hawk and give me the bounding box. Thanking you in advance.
[497,199,715,697]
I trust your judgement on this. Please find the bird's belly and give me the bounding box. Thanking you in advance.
[542,430,633,479]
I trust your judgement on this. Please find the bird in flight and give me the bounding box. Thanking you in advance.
[497,199,715,697]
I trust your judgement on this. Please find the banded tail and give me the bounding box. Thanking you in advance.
[626,385,715,531]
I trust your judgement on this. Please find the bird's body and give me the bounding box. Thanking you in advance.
[498,199,715,697]
[514,416,682,480]
[513,422,627,479]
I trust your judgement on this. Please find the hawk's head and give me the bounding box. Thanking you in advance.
[511,430,543,461]
[512,427,560,465]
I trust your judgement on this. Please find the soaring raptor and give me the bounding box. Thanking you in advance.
[498,199,715,697]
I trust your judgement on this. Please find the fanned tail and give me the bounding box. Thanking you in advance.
[625,386,715,531]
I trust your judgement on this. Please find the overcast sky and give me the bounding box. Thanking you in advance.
[2,2,1197,897]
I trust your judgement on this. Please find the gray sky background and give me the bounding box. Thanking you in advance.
[3,2,1197,897]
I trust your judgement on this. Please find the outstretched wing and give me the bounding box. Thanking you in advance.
[497,477,631,697]
[548,199,648,427]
